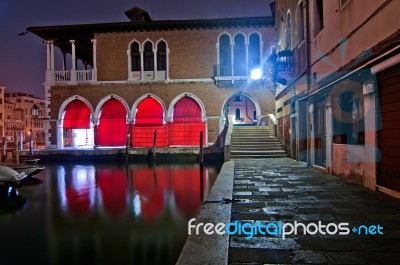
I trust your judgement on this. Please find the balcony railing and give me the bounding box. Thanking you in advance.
[269,50,293,86]
[54,70,94,83]
[213,64,265,78]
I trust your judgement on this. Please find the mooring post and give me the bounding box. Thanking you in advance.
[125,125,131,162]
[29,129,33,156]
[1,136,6,162]
[199,131,203,164]
[152,130,157,161]
[14,131,19,164]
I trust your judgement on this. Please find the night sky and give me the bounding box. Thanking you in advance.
[0,0,272,98]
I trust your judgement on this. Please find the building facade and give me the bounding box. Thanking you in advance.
[4,93,46,146]
[28,6,277,150]
[274,0,400,197]
[0,86,4,137]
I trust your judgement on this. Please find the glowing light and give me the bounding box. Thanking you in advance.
[250,68,262,80]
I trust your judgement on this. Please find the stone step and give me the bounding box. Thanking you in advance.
[230,154,288,159]
[231,145,282,150]
[231,140,281,144]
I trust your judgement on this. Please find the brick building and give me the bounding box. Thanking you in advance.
[28,6,276,149]
[4,92,46,145]
[273,0,400,197]
[0,85,4,137]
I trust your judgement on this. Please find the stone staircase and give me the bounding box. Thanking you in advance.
[230,126,287,159]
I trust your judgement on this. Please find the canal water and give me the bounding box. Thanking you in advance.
[0,161,222,265]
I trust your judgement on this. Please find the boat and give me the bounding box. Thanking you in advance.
[0,165,29,186]
[2,159,44,178]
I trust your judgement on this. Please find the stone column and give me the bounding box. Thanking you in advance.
[45,41,55,84]
[166,48,170,80]
[70,40,77,83]
[245,41,249,75]
[57,119,63,149]
[140,48,144,80]
[91,39,97,81]
[153,48,157,80]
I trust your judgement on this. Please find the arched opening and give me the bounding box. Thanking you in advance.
[219,34,232,76]
[248,33,261,71]
[234,34,246,76]
[157,41,167,71]
[223,93,258,126]
[143,41,154,71]
[62,99,94,147]
[96,98,127,146]
[131,97,167,147]
[130,42,141,71]
[169,96,206,146]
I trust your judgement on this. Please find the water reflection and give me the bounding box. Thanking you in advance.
[57,163,210,221]
[0,162,220,265]
[0,187,27,215]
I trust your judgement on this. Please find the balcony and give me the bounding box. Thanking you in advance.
[213,64,267,88]
[269,50,293,86]
[49,70,95,84]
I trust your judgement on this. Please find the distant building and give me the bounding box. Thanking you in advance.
[0,85,4,137]
[27,6,277,149]
[4,92,46,146]
[274,0,400,197]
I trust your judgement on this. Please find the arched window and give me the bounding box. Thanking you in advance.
[157,41,167,71]
[248,34,261,69]
[219,34,231,76]
[143,42,154,71]
[130,42,141,71]
[234,34,246,76]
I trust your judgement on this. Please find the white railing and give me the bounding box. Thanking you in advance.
[55,71,71,82]
[53,70,94,83]
[77,70,93,81]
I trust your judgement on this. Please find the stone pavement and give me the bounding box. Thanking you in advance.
[228,158,400,265]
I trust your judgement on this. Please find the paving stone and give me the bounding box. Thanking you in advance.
[228,158,400,264]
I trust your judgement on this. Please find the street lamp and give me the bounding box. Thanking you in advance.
[250,68,262,80]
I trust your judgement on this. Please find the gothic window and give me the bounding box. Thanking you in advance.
[130,42,141,71]
[219,34,232,76]
[143,41,154,71]
[248,33,261,69]
[234,34,246,76]
[157,41,167,71]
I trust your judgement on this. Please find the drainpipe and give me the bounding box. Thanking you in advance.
[305,0,312,166]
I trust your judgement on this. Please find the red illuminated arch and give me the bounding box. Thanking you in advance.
[97,98,127,146]
[169,96,206,146]
[63,99,91,129]
[131,97,167,147]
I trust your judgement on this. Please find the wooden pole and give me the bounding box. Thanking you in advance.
[14,131,19,164]
[152,130,157,161]
[29,129,33,156]
[199,131,203,164]
[125,125,131,162]
[2,136,6,162]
